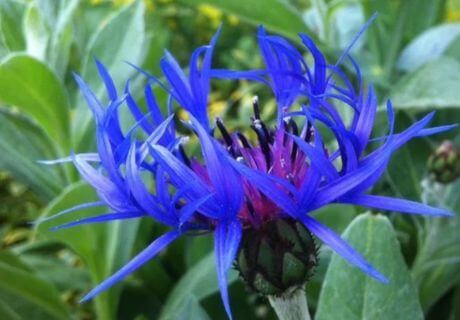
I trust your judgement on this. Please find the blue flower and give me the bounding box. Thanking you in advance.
[42,25,455,319]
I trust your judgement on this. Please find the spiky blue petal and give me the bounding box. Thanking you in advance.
[80,230,181,303]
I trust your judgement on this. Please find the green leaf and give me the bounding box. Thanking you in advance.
[36,182,140,320]
[39,0,79,78]
[0,54,70,152]
[23,3,49,61]
[73,0,147,151]
[314,204,357,234]
[397,23,460,72]
[159,252,238,320]
[315,213,424,320]
[179,0,307,41]
[173,296,211,320]
[305,204,357,308]
[362,0,445,81]
[0,249,70,320]
[391,57,460,111]
[0,299,21,320]
[0,110,64,200]
[0,0,26,52]
[412,179,460,311]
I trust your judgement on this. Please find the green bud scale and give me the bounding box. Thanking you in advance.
[427,141,460,184]
[235,218,318,296]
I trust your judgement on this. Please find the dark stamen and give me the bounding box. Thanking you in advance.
[246,199,261,227]
[289,119,299,136]
[259,120,274,144]
[216,118,234,147]
[179,145,191,167]
[251,123,271,168]
[252,96,261,120]
[289,119,299,162]
[237,132,251,148]
[305,121,313,142]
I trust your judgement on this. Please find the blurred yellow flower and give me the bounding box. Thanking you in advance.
[228,14,240,26]
[198,4,222,28]
[447,0,460,21]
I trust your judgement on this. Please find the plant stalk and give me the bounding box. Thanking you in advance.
[268,288,311,320]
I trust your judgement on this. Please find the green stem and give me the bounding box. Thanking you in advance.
[268,288,311,320]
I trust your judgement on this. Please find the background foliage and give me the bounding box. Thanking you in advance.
[0,0,459,319]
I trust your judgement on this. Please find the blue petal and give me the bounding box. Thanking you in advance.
[299,33,327,94]
[214,220,242,320]
[95,59,117,101]
[353,85,377,154]
[210,69,268,83]
[191,116,243,218]
[227,157,298,217]
[51,211,145,230]
[363,110,434,165]
[73,73,104,122]
[161,51,193,104]
[96,125,125,189]
[34,201,105,224]
[81,230,180,302]
[334,13,378,67]
[297,168,321,209]
[178,193,214,225]
[125,81,155,133]
[138,114,175,158]
[289,134,338,180]
[148,145,221,218]
[126,145,177,226]
[310,144,392,210]
[299,214,388,283]
[341,194,454,216]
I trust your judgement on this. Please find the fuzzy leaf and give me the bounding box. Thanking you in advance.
[316,213,423,320]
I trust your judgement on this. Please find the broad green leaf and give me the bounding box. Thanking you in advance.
[36,0,59,27]
[452,286,460,320]
[179,0,307,41]
[0,110,64,200]
[0,249,70,320]
[391,57,460,110]
[314,204,357,234]
[0,299,21,320]
[362,0,445,80]
[316,213,423,320]
[397,23,460,72]
[0,0,26,51]
[402,0,446,40]
[172,295,211,320]
[73,1,147,151]
[20,253,91,292]
[39,0,79,78]
[36,182,140,320]
[0,54,70,152]
[305,204,357,307]
[159,252,238,320]
[23,3,49,61]
[412,179,460,311]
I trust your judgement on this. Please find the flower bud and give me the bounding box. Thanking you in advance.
[427,141,460,184]
[236,218,318,296]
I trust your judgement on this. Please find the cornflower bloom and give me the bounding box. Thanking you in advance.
[43,25,454,319]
